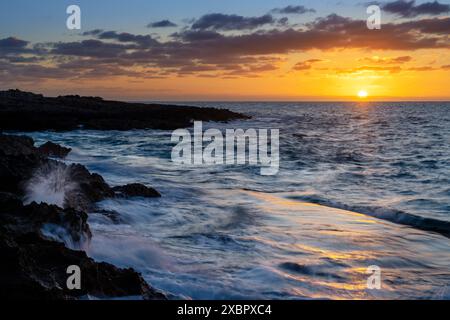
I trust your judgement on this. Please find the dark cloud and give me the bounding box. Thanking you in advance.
[383,0,450,17]
[2,12,449,82]
[0,37,29,49]
[191,13,276,30]
[81,29,104,36]
[0,37,30,54]
[0,37,43,64]
[147,20,177,28]
[171,30,224,42]
[277,17,290,26]
[51,40,132,58]
[97,31,158,46]
[271,5,316,15]
[399,16,450,33]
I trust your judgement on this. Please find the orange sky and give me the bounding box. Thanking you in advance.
[1,2,449,101]
[36,48,450,101]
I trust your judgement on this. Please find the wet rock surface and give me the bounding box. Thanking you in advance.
[37,141,72,158]
[0,134,166,300]
[0,231,165,300]
[112,183,161,198]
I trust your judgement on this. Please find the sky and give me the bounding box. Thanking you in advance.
[0,0,449,100]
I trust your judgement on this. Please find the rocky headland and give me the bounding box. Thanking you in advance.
[0,90,249,300]
[0,89,249,131]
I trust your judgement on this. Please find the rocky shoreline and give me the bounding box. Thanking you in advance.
[0,90,250,299]
[0,89,249,131]
[0,134,169,299]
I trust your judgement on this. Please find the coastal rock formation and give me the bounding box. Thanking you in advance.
[0,135,166,300]
[112,183,161,198]
[0,89,249,132]
[0,135,113,211]
[0,134,45,194]
[0,230,165,300]
[37,141,72,158]
[65,163,115,211]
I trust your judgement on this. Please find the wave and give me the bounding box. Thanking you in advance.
[281,194,450,238]
[23,162,77,208]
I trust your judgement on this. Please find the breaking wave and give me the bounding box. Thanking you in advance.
[24,163,77,208]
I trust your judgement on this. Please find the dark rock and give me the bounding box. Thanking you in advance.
[0,134,167,300]
[0,194,91,250]
[0,134,36,156]
[0,231,166,300]
[64,164,115,211]
[112,183,161,198]
[0,192,23,214]
[0,184,165,300]
[0,135,114,211]
[0,89,249,132]
[0,134,44,194]
[37,141,72,158]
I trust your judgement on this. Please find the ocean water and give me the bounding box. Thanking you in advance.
[23,102,450,299]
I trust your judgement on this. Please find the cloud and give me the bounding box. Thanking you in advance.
[359,55,413,64]
[0,37,43,63]
[147,20,177,28]
[271,5,316,15]
[334,65,403,75]
[82,29,104,36]
[0,37,31,54]
[383,0,450,17]
[293,59,323,71]
[191,13,276,30]
[51,40,132,58]
[2,12,449,82]
[97,31,158,47]
[0,37,29,49]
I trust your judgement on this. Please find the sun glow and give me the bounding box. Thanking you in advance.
[357,90,368,98]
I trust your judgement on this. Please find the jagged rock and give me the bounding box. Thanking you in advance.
[0,89,249,132]
[0,192,23,213]
[0,195,91,249]
[65,164,115,211]
[0,231,166,300]
[112,183,161,198]
[0,134,36,156]
[38,141,72,158]
[0,134,44,194]
[0,134,167,300]
[0,179,165,300]
[0,135,114,211]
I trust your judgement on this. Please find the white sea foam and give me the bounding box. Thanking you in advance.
[24,163,77,208]
[41,223,90,251]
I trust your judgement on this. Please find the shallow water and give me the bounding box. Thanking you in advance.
[23,102,450,299]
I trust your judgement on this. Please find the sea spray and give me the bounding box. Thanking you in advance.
[24,162,78,208]
[41,223,91,251]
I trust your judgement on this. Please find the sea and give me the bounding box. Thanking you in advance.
[23,101,450,299]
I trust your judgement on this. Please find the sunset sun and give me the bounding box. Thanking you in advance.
[357,90,368,99]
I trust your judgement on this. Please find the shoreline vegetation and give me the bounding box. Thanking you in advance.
[0,90,248,300]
